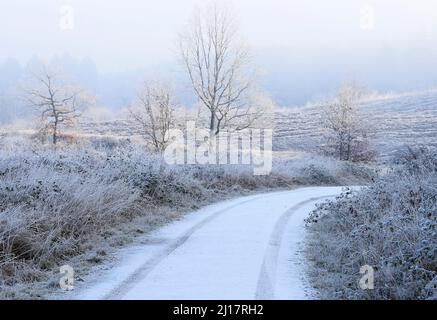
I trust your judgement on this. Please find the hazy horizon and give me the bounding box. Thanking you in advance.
[1,0,437,108]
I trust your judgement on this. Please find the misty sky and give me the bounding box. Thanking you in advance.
[1,0,437,105]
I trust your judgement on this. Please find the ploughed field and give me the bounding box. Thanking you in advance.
[75,90,437,161]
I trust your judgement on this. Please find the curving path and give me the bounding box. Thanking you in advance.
[68,187,344,300]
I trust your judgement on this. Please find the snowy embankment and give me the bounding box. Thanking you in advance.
[306,147,437,300]
[60,187,344,300]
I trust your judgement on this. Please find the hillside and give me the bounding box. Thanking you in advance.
[73,90,437,162]
[2,90,435,162]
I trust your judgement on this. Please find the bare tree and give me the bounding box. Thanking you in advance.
[179,2,260,135]
[322,83,374,161]
[130,82,176,153]
[25,65,86,144]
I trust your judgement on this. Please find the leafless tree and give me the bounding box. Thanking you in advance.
[179,2,260,135]
[322,83,375,161]
[24,65,87,144]
[130,82,176,153]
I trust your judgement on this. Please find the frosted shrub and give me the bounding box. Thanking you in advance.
[273,154,376,186]
[306,146,437,299]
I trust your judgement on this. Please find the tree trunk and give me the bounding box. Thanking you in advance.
[339,134,344,160]
[53,118,58,144]
[209,110,216,135]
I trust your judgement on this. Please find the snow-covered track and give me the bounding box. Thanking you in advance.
[65,187,344,300]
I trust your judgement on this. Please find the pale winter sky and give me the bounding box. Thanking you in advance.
[1,0,437,104]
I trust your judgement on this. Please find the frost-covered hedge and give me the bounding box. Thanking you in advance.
[306,146,437,299]
[274,155,376,186]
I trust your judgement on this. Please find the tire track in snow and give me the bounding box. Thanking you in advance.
[103,192,275,299]
[255,195,334,299]
[66,187,344,300]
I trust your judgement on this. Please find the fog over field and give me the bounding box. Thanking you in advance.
[1,0,437,119]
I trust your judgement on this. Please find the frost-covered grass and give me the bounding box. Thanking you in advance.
[274,154,376,186]
[305,146,437,300]
[0,136,374,299]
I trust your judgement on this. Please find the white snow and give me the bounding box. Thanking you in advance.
[63,187,344,300]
